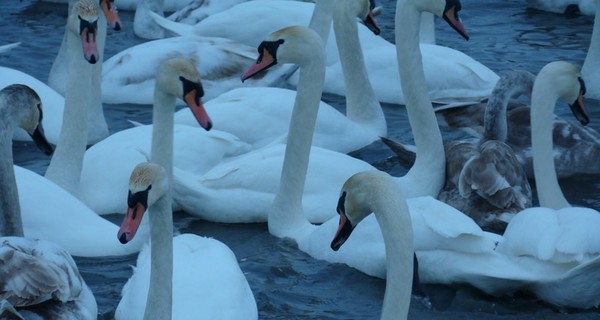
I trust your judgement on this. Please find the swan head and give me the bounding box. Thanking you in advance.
[331,171,396,251]
[118,162,169,244]
[2,84,53,155]
[241,26,325,81]
[537,61,589,125]
[156,58,213,131]
[70,0,100,64]
[99,0,122,31]
[359,0,382,35]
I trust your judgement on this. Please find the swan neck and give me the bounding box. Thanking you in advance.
[530,81,570,209]
[482,91,509,142]
[269,51,325,238]
[395,1,445,197]
[151,90,175,179]
[372,190,413,320]
[0,117,23,237]
[333,2,386,132]
[308,0,334,43]
[44,29,92,197]
[144,192,173,320]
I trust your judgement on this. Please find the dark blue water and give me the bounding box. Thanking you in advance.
[3,0,600,318]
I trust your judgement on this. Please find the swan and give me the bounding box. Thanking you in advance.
[526,0,596,15]
[0,42,20,54]
[496,61,600,308]
[151,0,498,104]
[173,0,386,153]
[0,84,96,319]
[47,0,122,145]
[44,0,104,196]
[582,0,600,99]
[101,35,296,105]
[330,170,413,320]
[115,163,257,320]
[80,57,221,215]
[385,70,535,232]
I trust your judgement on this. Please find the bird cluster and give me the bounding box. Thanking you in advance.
[1,0,600,319]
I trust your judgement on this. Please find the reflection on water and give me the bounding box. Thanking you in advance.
[3,0,600,318]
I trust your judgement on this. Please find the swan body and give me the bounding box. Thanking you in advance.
[0,84,96,319]
[116,163,257,320]
[80,124,250,215]
[101,35,295,105]
[151,0,498,104]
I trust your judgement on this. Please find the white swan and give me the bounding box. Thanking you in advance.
[496,61,600,308]
[44,0,104,196]
[80,57,224,215]
[115,163,257,320]
[0,84,96,320]
[331,170,413,320]
[151,0,498,104]
[582,0,600,98]
[173,0,386,153]
[47,0,122,145]
[101,35,295,105]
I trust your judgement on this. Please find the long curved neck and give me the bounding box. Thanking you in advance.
[89,13,109,144]
[45,25,92,198]
[333,3,386,134]
[582,1,600,98]
[483,72,534,142]
[530,77,570,209]
[0,112,23,237]
[269,50,326,239]
[394,0,445,197]
[308,0,334,43]
[144,191,173,320]
[144,89,175,320]
[371,187,413,320]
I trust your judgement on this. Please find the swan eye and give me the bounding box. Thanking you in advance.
[578,77,587,96]
[179,76,205,104]
[256,39,285,61]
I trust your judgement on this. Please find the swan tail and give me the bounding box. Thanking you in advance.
[148,11,193,36]
[380,136,416,167]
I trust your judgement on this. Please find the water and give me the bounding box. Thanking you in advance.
[2,0,600,318]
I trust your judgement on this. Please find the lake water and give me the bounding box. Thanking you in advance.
[2,0,600,319]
